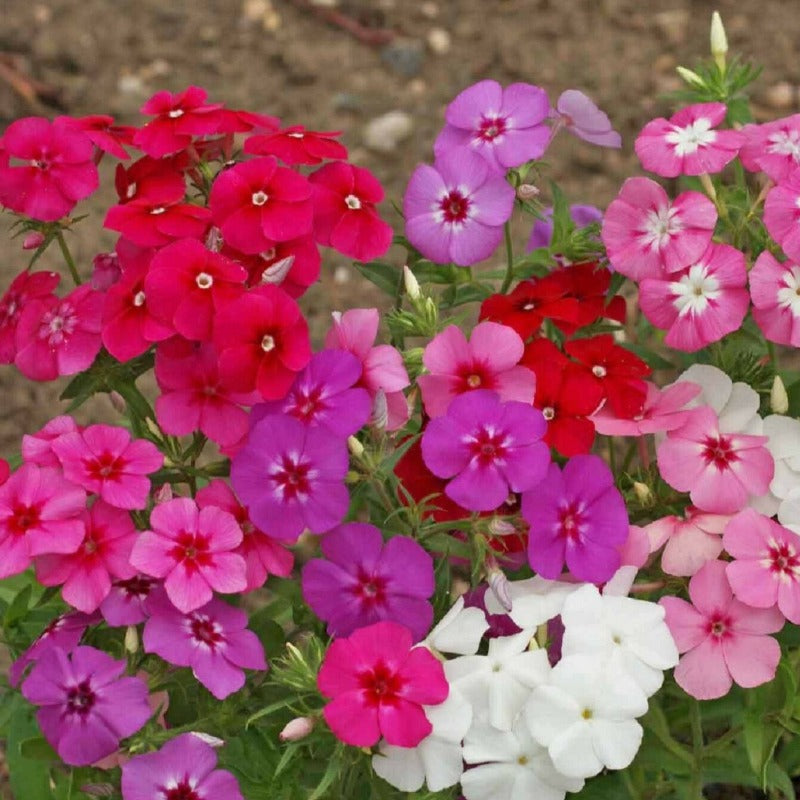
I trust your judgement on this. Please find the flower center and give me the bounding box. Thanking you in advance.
[168,108,185,119]
[150,206,166,215]
[252,191,269,206]
[85,451,124,482]
[188,613,224,650]
[765,540,800,579]
[468,426,508,466]
[31,158,51,171]
[195,272,214,290]
[289,387,324,423]
[521,301,537,311]
[592,364,607,378]
[542,406,555,421]
[664,117,717,156]
[466,374,482,388]
[354,569,387,605]
[358,661,403,705]
[170,531,212,572]
[701,435,738,470]
[116,575,155,599]
[438,189,471,225]
[38,303,78,346]
[272,455,314,501]
[261,333,276,352]
[709,615,731,638]
[164,781,201,800]
[581,708,593,719]
[133,290,146,307]
[776,266,800,316]
[671,263,720,316]
[10,503,41,536]
[557,502,584,542]
[477,115,507,141]
[66,680,96,716]
[344,194,361,210]
[640,204,682,250]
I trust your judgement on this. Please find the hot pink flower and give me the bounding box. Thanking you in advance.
[35,501,137,613]
[0,464,86,579]
[418,322,535,418]
[0,117,99,221]
[235,235,321,298]
[657,407,774,514]
[601,177,717,280]
[638,243,749,352]
[635,102,745,177]
[0,269,60,363]
[750,251,800,347]
[245,124,348,165]
[130,497,247,613]
[57,114,135,160]
[739,114,800,183]
[764,173,800,262]
[318,621,449,747]
[14,285,104,381]
[660,560,784,700]
[52,424,163,510]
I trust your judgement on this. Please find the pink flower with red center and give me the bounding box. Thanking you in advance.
[418,322,536,418]
[134,86,223,157]
[213,285,311,400]
[196,479,293,592]
[657,406,774,514]
[52,424,163,510]
[0,117,99,221]
[100,575,160,626]
[235,235,321,298]
[318,620,449,747]
[749,251,800,347]
[0,269,60,364]
[723,508,800,624]
[739,114,800,183]
[130,497,247,613]
[144,238,247,341]
[638,243,749,352]
[434,80,551,172]
[635,102,745,177]
[209,156,313,254]
[0,464,86,579]
[56,114,136,160]
[14,285,104,381]
[34,500,137,613]
[244,124,348,165]
[404,148,515,266]
[308,161,393,262]
[601,177,717,280]
[660,560,784,700]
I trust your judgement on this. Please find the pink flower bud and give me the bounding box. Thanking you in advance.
[22,232,45,250]
[91,252,121,290]
[153,483,173,505]
[279,716,315,742]
[487,567,513,613]
[108,391,127,414]
[516,183,540,201]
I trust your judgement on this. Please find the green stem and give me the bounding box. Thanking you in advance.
[621,769,641,800]
[688,700,705,799]
[766,339,778,369]
[607,435,618,478]
[500,221,514,293]
[55,230,81,285]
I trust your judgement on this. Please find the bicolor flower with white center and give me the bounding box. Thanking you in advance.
[424,596,489,656]
[752,415,800,517]
[525,655,648,779]
[750,251,800,348]
[461,718,584,800]
[483,576,578,632]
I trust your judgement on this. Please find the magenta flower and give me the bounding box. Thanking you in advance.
[302,523,434,640]
[318,621,449,747]
[657,407,774,514]
[100,575,160,626]
[21,414,79,467]
[404,148,515,267]
[0,464,86,579]
[601,177,717,281]
[0,269,60,364]
[750,251,800,347]
[143,591,266,699]
[130,497,247,613]
[724,509,800,624]
[434,80,550,171]
[635,102,745,177]
[660,560,784,700]
[230,415,349,541]
[52,424,163,510]
[639,243,750,352]
[764,172,800,262]
[21,645,151,766]
[553,90,621,148]
[121,732,244,800]
[739,114,800,182]
[421,390,550,512]
[522,454,628,583]
[35,500,137,613]
[418,322,536,418]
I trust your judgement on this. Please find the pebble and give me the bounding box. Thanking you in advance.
[427,27,451,55]
[654,9,689,45]
[381,38,425,77]
[420,1,439,18]
[363,110,414,153]
[765,82,796,110]
[333,266,351,285]
[331,92,363,113]
[117,73,145,95]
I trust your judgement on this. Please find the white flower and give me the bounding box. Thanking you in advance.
[779,488,800,536]
[446,630,551,731]
[753,415,800,517]
[372,688,472,792]
[424,596,489,655]
[483,576,578,632]
[461,718,584,800]
[560,584,679,699]
[525,655,647,779]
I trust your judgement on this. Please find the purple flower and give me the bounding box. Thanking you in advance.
[302,523,434,640]
[21,645,151,766]
[250,349,371,438]
[121,732,244,800]
[421,390,550,512]
[553,89,621,148]
[143,592,266,700]
[526,204,603,252]
[522,455,628,583]
[462,584,520,639]
[404,148,515,267]
[230,414,349,541]
[100,575,160,626]
[434,80,551,171]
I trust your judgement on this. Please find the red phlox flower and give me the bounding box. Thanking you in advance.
[234,235,321,298]
[215,109,281,134]
[56,115,135,160]
[113,155,186,205]
[559,261,627,335]
[309,161,393,262]
[0,269,60,363]
[245,125,348,165]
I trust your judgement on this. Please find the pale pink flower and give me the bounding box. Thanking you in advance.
[553,89,621,148]
[764,172,800,262]
[601,177,717,281]
[635,102,745,177]
[749,250,800,347]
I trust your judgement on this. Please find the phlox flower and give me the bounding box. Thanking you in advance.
[463,583,522,638]
[302,523,434,640]
[421,390,550,512]
[660,560,784,700]
[764,172,800,262]
[143,591,266,699]
[244,124,348,165]
[657,407,773,514]
[780,491,800,537]
[757,415,800,516]
[0,269,60,364]
[434,80,551,171]
[424,596,489,656]
[740,114,800,182]
[601,177,716,280]
[57,114,135,160]
[230,414,349,541]
[553,89,621,148]
[526,203,603,251]
[418,322,536,418]
[21,415,79,467]
[100,575,160,626]
[0,464,86,579]
[635,102,745,177]
[524,654,648,779]
[522,455,628,584]
[404,147,515,267]
[121,732,244,800]
[130,497,247,613]
[52,424,163,510]
[35,501,137,613]
[91,251,121,291]
[750,251,800,347]
[317,620,449,747]
[235,234,321,298]
[639,243,749,352]
[483,575,579,632]
[21,646,150,766]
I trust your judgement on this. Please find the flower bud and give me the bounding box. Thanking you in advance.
[153,483,174,504]
[676,66,706,89]
[710,11,727,69]
[22,231,45,250]
[371,389,389,430]
[189,731,225,748]
[632,481,652,505]
[91,252,121,290]
[403,265,421,300]
[771,374,790,415]
[280,717,315,742]
[124,625,139,654]
[347,435,364,458]
[488,517,516,537]
[516,183,540,201]
[108,390,127,415]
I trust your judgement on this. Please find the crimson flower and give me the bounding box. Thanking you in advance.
[234,235,321,299]
[559,261,627,335]
[56,114,135,160]
[0,269,60,364]
[113,155,186,204]
[244,124,348,165]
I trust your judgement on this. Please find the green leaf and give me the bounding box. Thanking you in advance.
[353,260,401,298]
[766,761,796,799]
[568,772,626,798]
[4,583,32,627]
[743,712,782,789]
[308,747,342,800]
[19,736,58,761]
[549,182,573,250]
[6,696,54,800]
